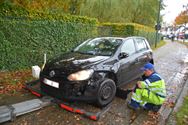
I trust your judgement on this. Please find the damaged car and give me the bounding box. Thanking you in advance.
[40,37,154,107]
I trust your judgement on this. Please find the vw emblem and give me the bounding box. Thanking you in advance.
[49,70,55,77]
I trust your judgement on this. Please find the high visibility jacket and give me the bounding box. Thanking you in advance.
[140,72,166,100]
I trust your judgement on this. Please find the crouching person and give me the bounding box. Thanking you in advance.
[128,63,166,112]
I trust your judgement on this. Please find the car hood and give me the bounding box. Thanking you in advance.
[44,52,110,73]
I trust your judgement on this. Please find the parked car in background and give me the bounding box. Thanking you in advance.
[177,32,185,39]
[40,37,154,107]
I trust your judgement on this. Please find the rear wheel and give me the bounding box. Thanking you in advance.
[96,78,116,107]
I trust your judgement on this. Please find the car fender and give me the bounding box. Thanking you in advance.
[92,71,118,86]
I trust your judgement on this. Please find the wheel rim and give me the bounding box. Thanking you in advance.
[101,85,112,100]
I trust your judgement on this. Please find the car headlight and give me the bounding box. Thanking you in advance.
[67,69,94,81]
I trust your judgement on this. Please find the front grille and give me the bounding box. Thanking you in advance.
[41,80,74,99]
[40,73,84,100]
[42,68,68,81]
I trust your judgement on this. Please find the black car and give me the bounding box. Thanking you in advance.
[40,37,153,107]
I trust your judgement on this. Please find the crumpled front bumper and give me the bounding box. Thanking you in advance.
[24,79,97,102]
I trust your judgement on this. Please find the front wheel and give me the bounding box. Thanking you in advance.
[96,78,116,107]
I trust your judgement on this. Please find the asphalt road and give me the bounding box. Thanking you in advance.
[2,40,188,125]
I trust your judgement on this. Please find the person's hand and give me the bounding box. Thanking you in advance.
[137,81,142,88]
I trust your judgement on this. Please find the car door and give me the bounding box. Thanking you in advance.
[117,38,138,86]
[134,38,151,76]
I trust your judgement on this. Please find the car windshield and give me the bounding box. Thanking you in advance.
[74,38,122,56]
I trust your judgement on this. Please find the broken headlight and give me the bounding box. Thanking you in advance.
[67,69,94,81]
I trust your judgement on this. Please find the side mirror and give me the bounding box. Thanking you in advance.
[118,52,129,59]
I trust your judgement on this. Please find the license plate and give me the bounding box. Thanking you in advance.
[43,78,59,88]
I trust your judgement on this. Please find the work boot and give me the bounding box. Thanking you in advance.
[143,103,161,112]
[152,105,161,112]
[127,99,140,110]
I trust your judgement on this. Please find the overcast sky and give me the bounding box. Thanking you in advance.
[162,0,188,24]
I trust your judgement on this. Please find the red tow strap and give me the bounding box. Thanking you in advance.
[60,104,98,121]
[30,91,41,97]
[24,85,42,97]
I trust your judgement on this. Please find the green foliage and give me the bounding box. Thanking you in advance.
[0,0,163,27]
[0,0,29,16]
[0,1,99,70]
[99,22,157,46]
[0,0,98,25]
[0,14,98,70]
[176,96,188,125]
[79,0,161,26]
[0,0,162,71]
[151,40,166,50]
[99,23,134,37]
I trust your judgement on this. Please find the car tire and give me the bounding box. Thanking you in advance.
[96,78,116,107]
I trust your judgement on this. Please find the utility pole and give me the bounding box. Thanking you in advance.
[155,0,162,48]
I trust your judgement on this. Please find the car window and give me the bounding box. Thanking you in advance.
[74,38,122,56]
[121,39,136,55]
[135,38,148,52]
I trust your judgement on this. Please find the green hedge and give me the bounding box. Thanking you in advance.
[0,17,159,71]
[0,14,98,70]
[99,22,158,47]
[99,23,134,37]
[131,23,157,46]
[0,1,159,71]
[0,0,29,16]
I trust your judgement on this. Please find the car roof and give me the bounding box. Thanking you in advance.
[96,36,146,40]
[97,37,124,39]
